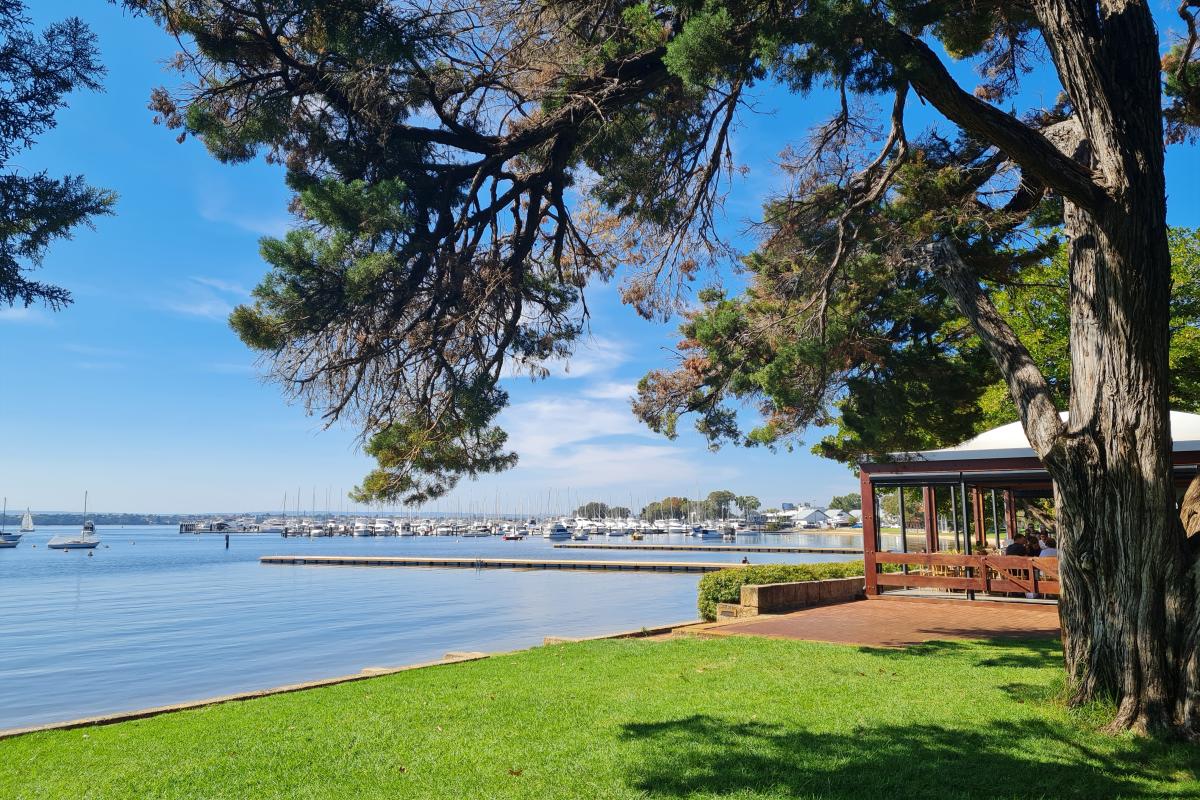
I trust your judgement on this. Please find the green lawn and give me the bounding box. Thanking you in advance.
[3,636,1198,799]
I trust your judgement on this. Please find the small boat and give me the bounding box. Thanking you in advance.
[0,498,20,548]
[630,531,644,541]
[48,520,101,549]
[48,492,101,550]
[502,529,525,541]
[542,521,571,540]
[20,508,34,532]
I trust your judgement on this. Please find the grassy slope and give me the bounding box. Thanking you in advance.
[3,636,1198,800]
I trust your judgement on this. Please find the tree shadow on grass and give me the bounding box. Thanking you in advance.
[863,638,1064,670]
[620,714,1200,799]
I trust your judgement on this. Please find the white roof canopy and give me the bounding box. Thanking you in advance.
[906,410,1200,462]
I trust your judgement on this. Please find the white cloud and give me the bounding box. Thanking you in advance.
[582,381,638,401]
[163,276,251,321]
[73,360,125,371]
[0,306,52,325]
[166,296,236,320]
[496,394,735,492]
[505,335,631,381]
[503,396,641,463]
[196,178,292,238]
[63,343,132,358]
[192,276,252,296]
[547,335,629,378]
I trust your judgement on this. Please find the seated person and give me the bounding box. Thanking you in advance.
[1005,533,1028,556]
[1039,537,1059,557]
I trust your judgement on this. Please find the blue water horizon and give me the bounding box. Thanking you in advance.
[0,525,861,729]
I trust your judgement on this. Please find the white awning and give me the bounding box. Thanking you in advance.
[904,410,1200,462]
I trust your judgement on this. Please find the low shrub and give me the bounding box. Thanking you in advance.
[697,561,867,621]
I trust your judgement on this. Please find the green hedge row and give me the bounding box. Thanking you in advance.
[697,561,868,621]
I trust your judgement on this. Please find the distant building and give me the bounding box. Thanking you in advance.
[798,509,830,528]
[826,509,851,526]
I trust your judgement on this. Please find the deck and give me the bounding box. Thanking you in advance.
[694,595,1060,648]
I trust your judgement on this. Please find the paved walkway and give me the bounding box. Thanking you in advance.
[700,596,1060,648]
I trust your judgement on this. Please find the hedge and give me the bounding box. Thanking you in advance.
[697,561,868,621]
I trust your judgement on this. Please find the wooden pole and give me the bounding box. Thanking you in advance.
[860,470,879,596]
[1004,489,1018,540]
[990,489,1001,548]
[950,484,960,551]
[961,477,975,600]
[923,486,938,553]
[972,488,986,547]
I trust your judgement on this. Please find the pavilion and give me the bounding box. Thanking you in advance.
[857,410,1200,598]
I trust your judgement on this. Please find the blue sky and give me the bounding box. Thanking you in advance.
[2,2,1198,514]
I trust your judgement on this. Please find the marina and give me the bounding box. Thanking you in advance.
[260,554,739,572]
[553,543,862,554]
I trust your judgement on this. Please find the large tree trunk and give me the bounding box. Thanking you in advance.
[1051,201,1193,734]
[1032,0,1198,735]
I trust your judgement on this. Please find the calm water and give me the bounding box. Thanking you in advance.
[0,526,860,728]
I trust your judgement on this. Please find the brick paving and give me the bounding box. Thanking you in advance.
[700,596,1060,648]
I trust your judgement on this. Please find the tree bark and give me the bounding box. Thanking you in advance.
[928,1,1200,735]
[1027,0,1200,736]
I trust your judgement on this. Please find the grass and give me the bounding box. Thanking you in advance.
[3,636,1199,799]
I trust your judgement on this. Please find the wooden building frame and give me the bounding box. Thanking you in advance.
[857,412,1200,598]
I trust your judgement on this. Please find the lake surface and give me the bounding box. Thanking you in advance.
[0,525,861,728]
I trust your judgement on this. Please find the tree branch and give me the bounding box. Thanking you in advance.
[929,240,1065,459]
[866,17,1109,215]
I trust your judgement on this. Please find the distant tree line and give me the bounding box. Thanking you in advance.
[572,502,632,519]
[828,493,861,511]
[637,491,759,520]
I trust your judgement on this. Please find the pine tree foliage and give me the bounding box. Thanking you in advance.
[0,1,115,310]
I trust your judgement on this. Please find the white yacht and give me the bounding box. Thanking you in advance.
[543,520,571,540]
[352,519,373,536]
[665,520,688,535]
[397,521,416,536]
[48,493,100,550]
[372,518,395,536]
[570,526,589,540]
[20,508,34,533]
[48,520,99,550]
[259,517,286,534]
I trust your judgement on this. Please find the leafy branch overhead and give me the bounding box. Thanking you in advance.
[127,0,757,504]
[0,1,115,311]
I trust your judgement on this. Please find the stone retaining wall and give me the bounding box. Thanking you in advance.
[715,576,865,618]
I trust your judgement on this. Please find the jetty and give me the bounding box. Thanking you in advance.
[260,555,739,573]
[553,543,862,554]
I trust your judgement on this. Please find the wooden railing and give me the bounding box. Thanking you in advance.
[873,553,1060,596]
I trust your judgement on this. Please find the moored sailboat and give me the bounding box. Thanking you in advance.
[48,492,101,550]
[0,498,20,548]
[20,508,34,532]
